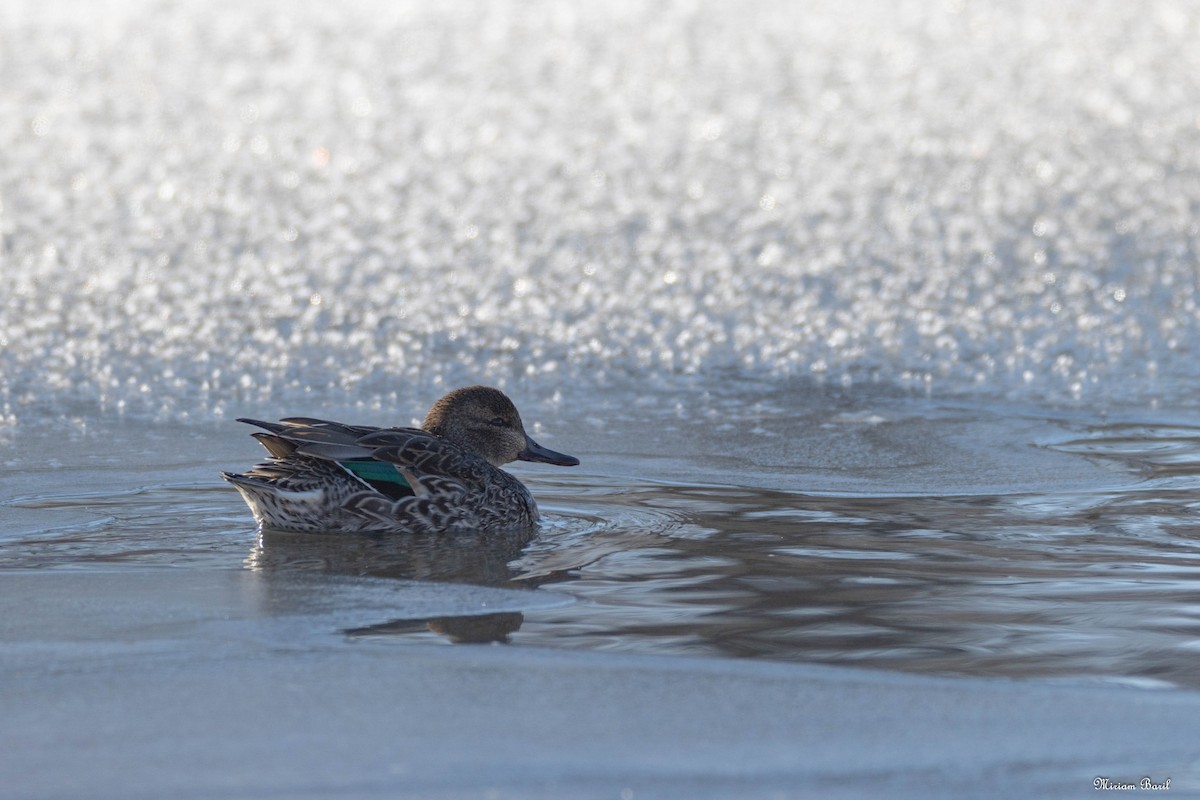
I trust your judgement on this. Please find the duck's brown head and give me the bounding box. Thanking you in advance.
[422,385,580,468]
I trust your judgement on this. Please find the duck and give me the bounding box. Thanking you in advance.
[222,385,579,533]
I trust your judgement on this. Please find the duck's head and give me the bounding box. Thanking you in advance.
[422,385,580,469]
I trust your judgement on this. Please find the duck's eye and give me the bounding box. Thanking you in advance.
[489,416,508,427]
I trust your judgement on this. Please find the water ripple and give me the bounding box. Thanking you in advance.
[5,420,1200,688]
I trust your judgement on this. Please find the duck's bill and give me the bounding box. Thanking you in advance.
[519,437,580,467]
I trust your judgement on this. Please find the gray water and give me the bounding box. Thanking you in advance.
[6,384,1200,689]
[4,0,1200,693]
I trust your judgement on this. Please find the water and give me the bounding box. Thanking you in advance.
[4,0,1200,693]
[6,391,1200,690]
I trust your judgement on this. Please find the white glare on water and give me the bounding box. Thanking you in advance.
[1,0,1199,421]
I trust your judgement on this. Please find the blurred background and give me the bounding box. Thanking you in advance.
[3,0,1198,424]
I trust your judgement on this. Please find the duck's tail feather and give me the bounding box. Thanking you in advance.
[237,417,382,456]
[249,433,298,458]
[221,471,272,491]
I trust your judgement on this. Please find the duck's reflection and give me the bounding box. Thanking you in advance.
[345,612,525,644]
[245,527,546,644]
[247,527,538,584]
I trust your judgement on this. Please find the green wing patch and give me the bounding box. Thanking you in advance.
[340,460,412,489]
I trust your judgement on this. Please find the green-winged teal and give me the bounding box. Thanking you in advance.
[222,385,579,533]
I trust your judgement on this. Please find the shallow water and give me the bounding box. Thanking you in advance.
[3,0,1200,700]
[6,391,1200,689]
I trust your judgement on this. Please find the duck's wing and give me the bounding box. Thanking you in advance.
[234,418,404,497]
[235,420,489,505]
[352,428,493,487]
[236,419,381,455]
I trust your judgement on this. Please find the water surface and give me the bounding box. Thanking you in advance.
[3,0,1200,698]
[7,390,1200,689]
